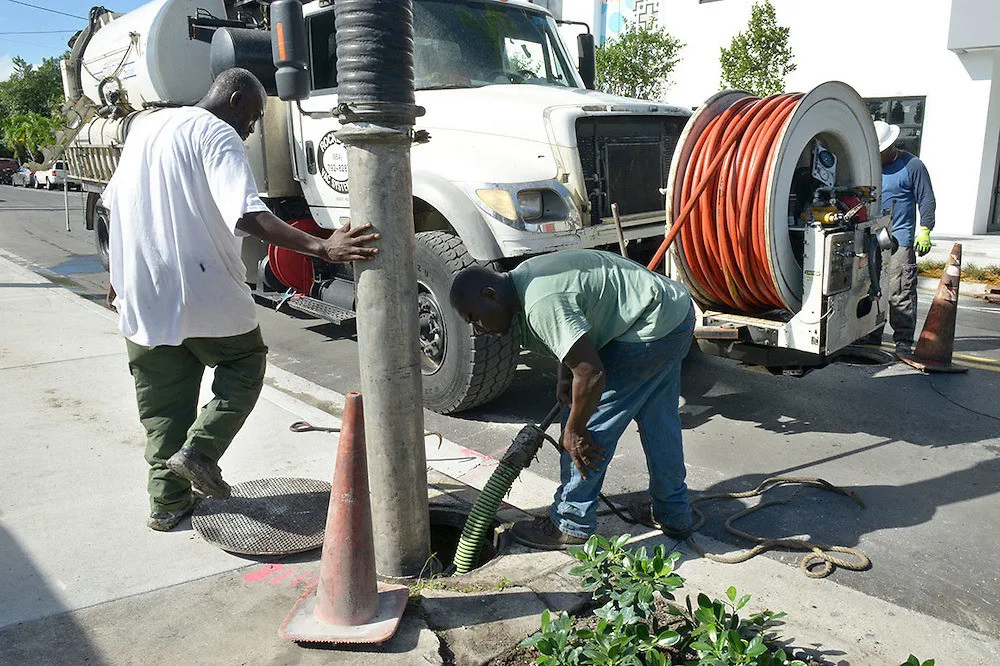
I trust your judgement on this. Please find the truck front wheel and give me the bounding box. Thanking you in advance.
[414,231,519,414]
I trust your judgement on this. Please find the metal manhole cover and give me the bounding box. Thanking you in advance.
[192,477,331,556]
[835,345,897,367]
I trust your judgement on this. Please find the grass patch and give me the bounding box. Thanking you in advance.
[917,260,1000,285]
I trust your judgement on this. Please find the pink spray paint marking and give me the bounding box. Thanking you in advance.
[242,563,319,590]
[242,563,284,582]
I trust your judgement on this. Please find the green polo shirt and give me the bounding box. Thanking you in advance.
[509,249,691,362]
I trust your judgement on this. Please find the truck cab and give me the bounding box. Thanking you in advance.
[251,0,691,412]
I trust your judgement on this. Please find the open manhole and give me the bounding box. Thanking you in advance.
[428,506,510,576]
[834,345,896,367]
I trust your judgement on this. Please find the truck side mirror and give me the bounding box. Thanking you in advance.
[271,0,310,101]
[577,33,596,90]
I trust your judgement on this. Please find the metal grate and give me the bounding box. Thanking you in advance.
[192,477,331,555]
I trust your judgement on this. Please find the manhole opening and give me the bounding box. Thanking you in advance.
[835,345,896,367]
[428,506,509,576]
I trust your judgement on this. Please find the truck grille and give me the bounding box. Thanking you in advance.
[576,115,687,225]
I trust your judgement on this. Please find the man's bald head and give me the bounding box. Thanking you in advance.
[198,68,267,140]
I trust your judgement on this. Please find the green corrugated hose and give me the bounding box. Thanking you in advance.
[452,403,562,575]
[452,461,523,574]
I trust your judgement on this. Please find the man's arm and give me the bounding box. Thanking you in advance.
[561,334,606,477]
[910,158,936,231]
[236,210,379,263]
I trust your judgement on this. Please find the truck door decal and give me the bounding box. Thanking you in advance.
[318,131,349,194]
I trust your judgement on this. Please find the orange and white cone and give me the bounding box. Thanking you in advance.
[900,243,968,374]
[279,392,408,644]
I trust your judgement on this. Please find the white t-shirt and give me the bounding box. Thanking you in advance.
[104,106,270,347]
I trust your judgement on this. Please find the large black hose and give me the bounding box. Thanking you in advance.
[453,404,562,575]
[334,0,420,126]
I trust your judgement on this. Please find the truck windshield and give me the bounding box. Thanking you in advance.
[413,0,577,90]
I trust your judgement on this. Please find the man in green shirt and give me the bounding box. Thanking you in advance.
[450,249,696,549]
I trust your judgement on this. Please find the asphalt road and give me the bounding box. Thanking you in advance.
[3,184,1000,639]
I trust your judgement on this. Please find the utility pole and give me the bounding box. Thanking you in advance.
[332,0,431,578]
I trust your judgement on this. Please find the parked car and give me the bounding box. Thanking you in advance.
[11,166,34,187]
[0,158,18,185]
[34,161,79,190]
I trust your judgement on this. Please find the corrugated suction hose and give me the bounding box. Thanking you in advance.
[453,404,562,575]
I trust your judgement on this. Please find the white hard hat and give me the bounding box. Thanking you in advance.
[874,120,900,152]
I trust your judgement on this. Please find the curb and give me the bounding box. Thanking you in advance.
[917,275,994,297]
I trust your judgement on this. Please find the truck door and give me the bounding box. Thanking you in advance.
[289,4,350,230]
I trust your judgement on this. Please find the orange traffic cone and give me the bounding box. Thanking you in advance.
[279,392,408,644]
[900,243,968,374]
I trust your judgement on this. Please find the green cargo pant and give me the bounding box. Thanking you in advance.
[126,327,268,512]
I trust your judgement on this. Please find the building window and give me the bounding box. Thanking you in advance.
[866,96,926,156]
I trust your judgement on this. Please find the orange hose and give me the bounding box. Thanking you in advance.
[647,93,803,312]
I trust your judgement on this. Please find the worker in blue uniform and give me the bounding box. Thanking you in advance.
[868,120,937,356]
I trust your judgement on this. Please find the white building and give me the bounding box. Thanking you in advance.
[551,0,1000,237]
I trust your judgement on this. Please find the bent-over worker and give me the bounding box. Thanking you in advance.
[450,249,696,549]
[104,68,379,531]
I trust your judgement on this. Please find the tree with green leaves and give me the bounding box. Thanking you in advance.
[0,55,65,117]
[719,0,796,97]
[1,113,58,163]
[596,21,684,101]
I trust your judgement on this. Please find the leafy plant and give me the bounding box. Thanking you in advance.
[682,589,804,666]
[901,657,934,666]
[522,609,582,666]
[719,0,796,97]
[522,535,809,666]
[596,21,684,100]
[572,534,685,626]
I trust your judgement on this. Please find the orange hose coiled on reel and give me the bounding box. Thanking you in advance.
[647,93,804,312]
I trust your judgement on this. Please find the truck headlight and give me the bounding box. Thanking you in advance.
[476,189,517,221]
[517,190,544,220]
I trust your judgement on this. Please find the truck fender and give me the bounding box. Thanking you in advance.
[412,172,502,262]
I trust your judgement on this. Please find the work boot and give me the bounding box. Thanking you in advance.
[147,500,198,532]
[511,516,587,551]
[166,445,231,499]
[628,499,698,541]
[895,342,914,357]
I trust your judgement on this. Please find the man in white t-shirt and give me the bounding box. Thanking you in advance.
[104,69,379,531]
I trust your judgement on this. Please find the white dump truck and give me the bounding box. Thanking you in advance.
[55,0,891,414]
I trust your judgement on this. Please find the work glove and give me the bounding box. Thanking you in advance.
[914,226,932,257]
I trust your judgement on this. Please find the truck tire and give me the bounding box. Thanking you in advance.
[414,231,519,414]
[87,193,111,271]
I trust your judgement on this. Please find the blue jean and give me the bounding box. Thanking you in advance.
[550,304,695,538]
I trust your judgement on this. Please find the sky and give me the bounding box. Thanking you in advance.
[0,0,149,80]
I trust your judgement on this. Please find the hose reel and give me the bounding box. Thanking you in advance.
[661,81,882,316]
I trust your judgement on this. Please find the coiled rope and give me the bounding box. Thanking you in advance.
[647,93,804,312]
[686,476,870,579]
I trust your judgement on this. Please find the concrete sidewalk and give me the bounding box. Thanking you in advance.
[1,251,999,665]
